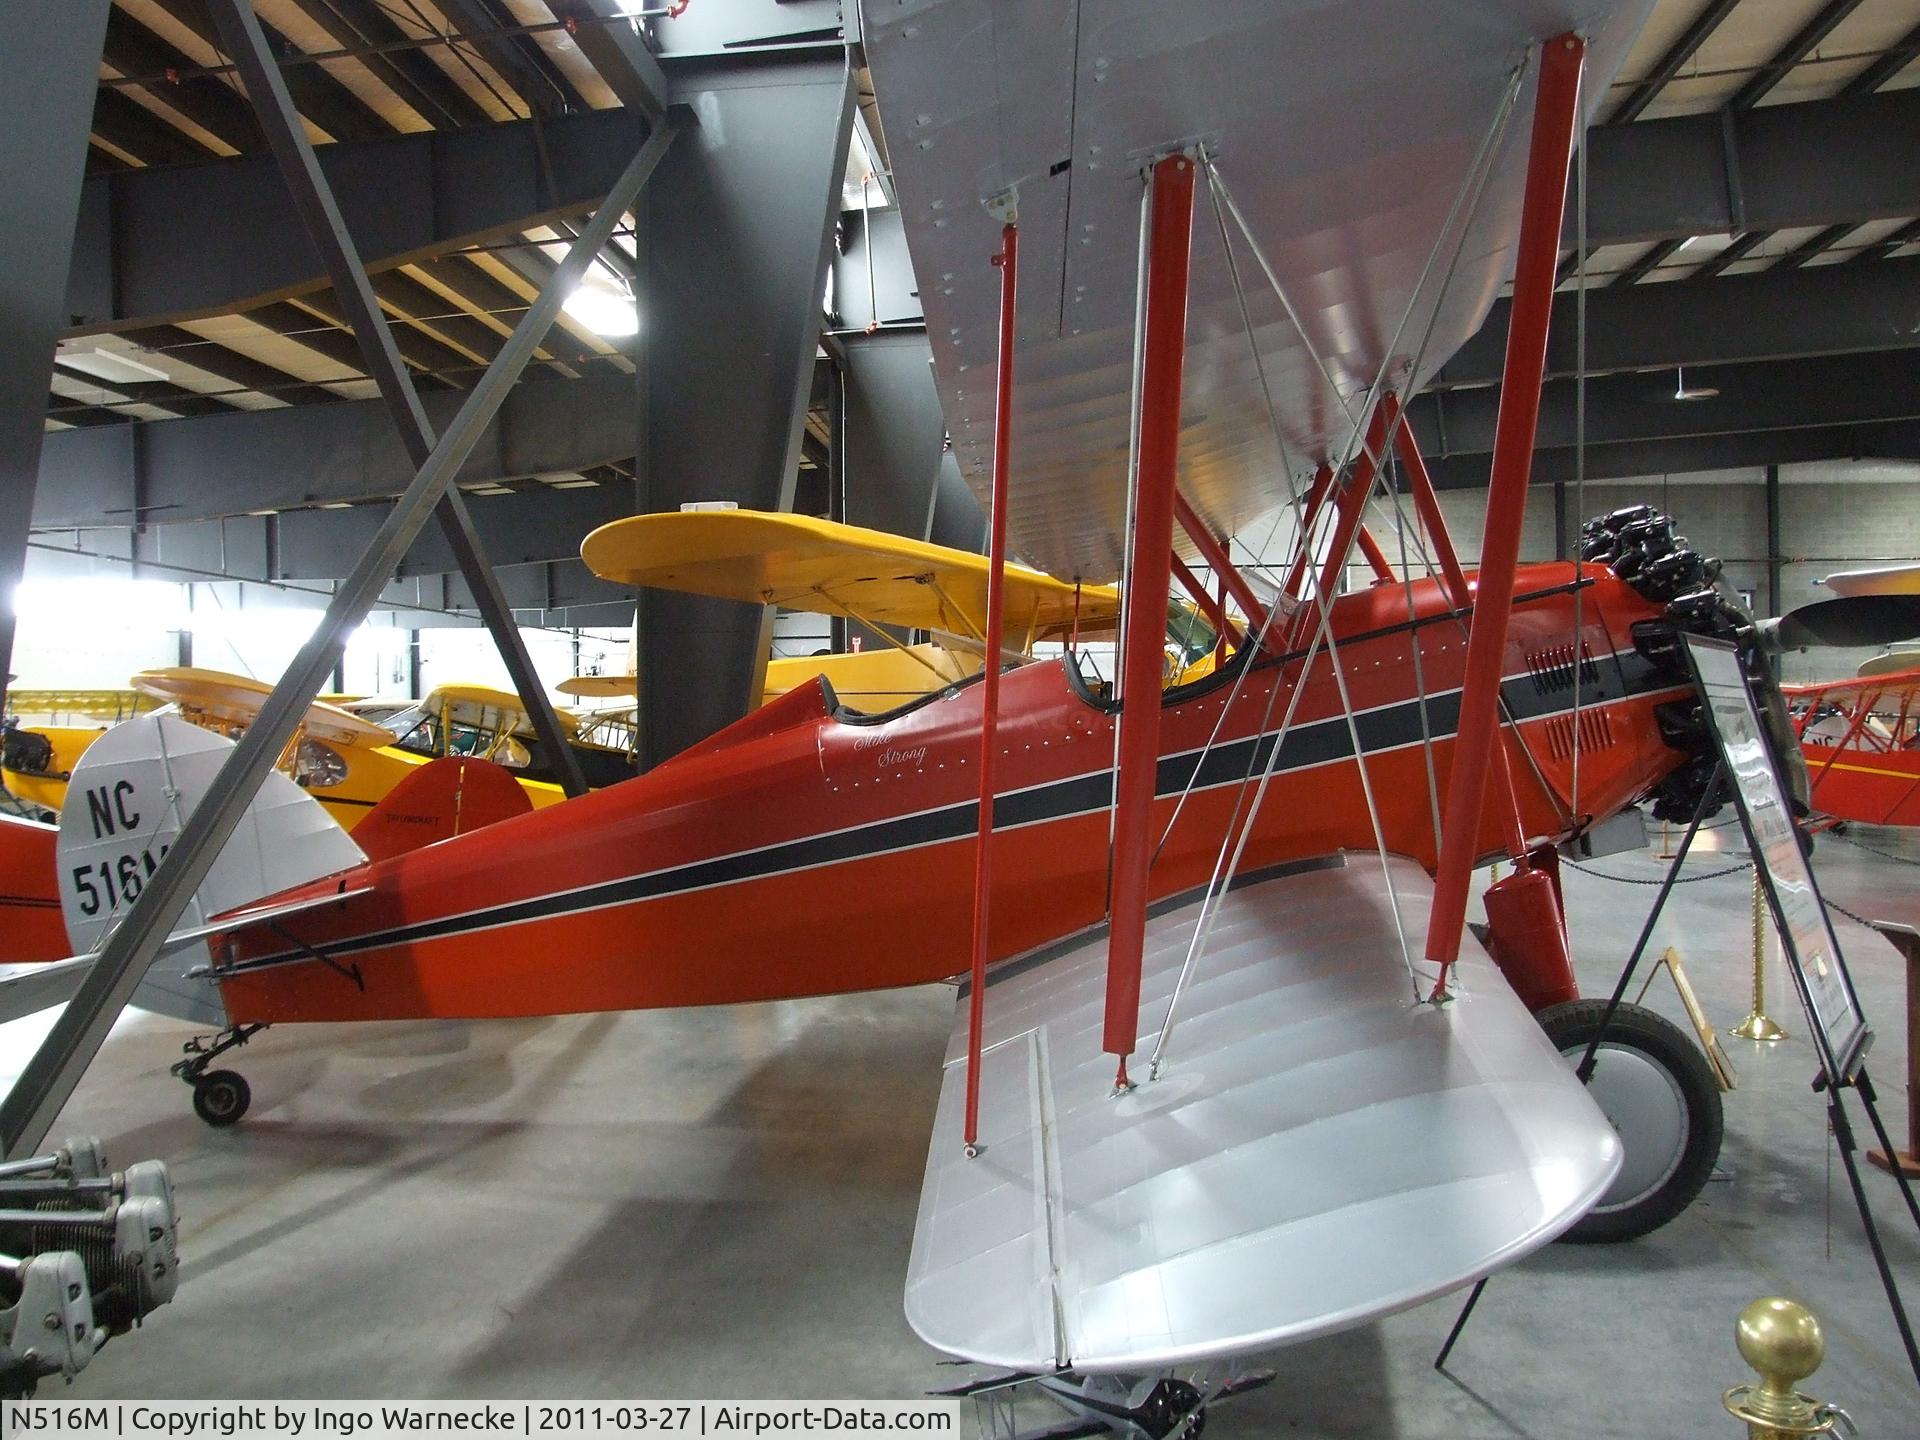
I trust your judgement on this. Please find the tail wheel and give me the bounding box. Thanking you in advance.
[192,1070,251,1128]
[1537,1000,1722,1243]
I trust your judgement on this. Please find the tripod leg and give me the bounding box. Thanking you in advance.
[1828,1087,1920,1388]
[1433,1277,1488,1371]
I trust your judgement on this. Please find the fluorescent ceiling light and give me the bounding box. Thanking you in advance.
[61,348,168,385]
[563,278,638,337]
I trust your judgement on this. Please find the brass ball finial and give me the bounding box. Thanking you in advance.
[1737,1297,1824,1391]
[1725,1298,1834,1436]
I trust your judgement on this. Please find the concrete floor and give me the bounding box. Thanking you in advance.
[6,823,1917,1436]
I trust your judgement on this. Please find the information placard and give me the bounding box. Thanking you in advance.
[1685,636,1872,1081]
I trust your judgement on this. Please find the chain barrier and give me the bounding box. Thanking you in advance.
[1563,857,1753,886]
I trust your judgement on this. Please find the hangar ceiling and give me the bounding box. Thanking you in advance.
[23,0,1920,606]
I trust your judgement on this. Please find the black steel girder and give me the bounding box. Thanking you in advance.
[1433,255,1920,386]
[66,107,651,331]
[1420,420,1920,490]
[68,83,1920,340]
[1412,348,1920,459]
[1575,86,1920,248]
[34,369,639,530]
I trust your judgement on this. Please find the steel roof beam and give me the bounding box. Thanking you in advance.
[1607,0,1742,125]
[71,84,1910,336]
[545,0,669,124]
[66,107,650,332]
[432,0,588,117]
[1414,347,1920,459]
[1728,0,1867,111]
[34,369,637,529]
[1437,255,1920,385]
[1576,87,1920,247]
[1843,19,1920,95]
[284,0,494,130]
[1420,419,1920,490]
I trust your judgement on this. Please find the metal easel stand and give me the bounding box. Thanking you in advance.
[1436,767,1727,1372]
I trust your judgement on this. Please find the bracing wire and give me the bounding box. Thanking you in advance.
[1149,74,1526,1072]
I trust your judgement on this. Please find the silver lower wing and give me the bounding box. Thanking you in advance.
[905,854,1621,1374]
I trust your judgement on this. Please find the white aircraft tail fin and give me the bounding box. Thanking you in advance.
[55,713,366,1026]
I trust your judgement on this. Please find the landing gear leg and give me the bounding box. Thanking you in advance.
[171,1025,266,1127]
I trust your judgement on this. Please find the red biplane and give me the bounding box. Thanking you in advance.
[1788,663,1920,829]
[11,1,1895,1425]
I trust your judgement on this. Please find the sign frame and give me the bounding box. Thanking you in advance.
[1683,635,1873,1084]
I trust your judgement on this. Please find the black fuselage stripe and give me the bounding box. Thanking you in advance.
[222,661,1678,975]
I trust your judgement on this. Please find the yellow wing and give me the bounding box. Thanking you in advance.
[131,667,395,748]
[581,510,1118,642]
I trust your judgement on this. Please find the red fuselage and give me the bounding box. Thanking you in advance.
[215,563,1693,1024]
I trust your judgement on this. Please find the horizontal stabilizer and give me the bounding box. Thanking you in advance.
[905,855,1621,1373]
[0,957,91,1025]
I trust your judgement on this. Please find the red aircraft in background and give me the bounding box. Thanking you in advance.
[1789,663,1920,829]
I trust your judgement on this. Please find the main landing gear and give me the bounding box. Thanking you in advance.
[1538,999,1723,1244]
[937,1368,1275,1440]
[171,1024,267,1128]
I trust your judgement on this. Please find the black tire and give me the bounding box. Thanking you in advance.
[1537,999,1722,1244]
[192,1070,251,1128]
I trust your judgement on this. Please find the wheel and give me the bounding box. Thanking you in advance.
[192,1070,251,1127]
[1135,1379,1204,1440]
[1537,999,1722,1243]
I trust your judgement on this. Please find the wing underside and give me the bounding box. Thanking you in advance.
[863,1,1655,581]
[905,853,1621,1374]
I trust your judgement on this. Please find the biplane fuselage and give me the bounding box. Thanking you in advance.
[211,561,1689,1026]
[1792,666,1920,827]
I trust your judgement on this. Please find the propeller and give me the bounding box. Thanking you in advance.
[1758,594,1920,652]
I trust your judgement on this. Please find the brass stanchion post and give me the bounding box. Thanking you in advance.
[1723,1297,1849,1438]
[1732,868,1787,1043]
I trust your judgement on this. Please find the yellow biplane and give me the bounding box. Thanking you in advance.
[4,669,635,833]
[2,689,162,815]
[573,509,1217,713]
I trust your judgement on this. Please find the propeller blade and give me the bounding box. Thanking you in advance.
[1764,595,1920,651]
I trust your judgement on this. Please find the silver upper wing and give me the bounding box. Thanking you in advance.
[862,1,1655,580]
[904,853,1622,1373]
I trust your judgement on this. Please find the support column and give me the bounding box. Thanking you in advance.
[1103,155,1197,1078]
[636,62,854,768]
[963,218,1017,1153]
[1765,463,1782,619]
[1424,34,1586,988]
[0,3,111,710]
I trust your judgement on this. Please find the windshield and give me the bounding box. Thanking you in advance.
[1166,599,1218,667]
